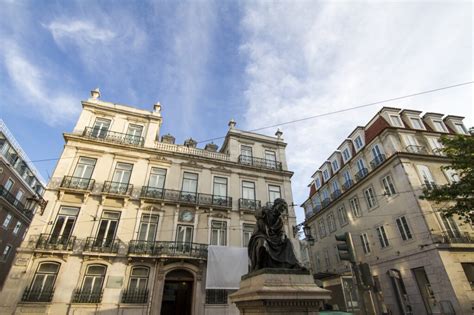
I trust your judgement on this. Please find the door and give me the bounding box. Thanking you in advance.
[95,211,120,248]
[161,270,193,315]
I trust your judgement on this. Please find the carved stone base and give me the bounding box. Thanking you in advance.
[229,269,331,315]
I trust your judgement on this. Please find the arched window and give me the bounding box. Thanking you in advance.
[73,264,107,303]
[122,266,149,303]
[22,262,60,302]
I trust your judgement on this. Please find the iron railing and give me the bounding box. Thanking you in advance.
[121,288,149,304]
[437,232,472,244]
[331,190,342,200]
[61,176,95,191]
[72,289,103,303]
[370,154,386,169]
[21,287,54,302]
[424,181,437,191]
[0,184,32,219]
[128,240,208,259]
[354,168,369,182]
[342,179,354,191]
[140,187,232,208]
[83,127,144,147]
[198,193,232,208]
[405,145,427,154]
[36,234,76,251]
[102,181,133,195]
[432,148,445,156]
[238,155,282,171]
[84,237,119,253]
[238,198,261,211]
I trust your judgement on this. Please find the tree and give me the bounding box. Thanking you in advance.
[421,134,473,224]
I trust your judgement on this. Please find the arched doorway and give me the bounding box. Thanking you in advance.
[161,269,194,315]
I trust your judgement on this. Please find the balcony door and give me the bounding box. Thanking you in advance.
[265,150,277,169]
[441,215,461,239]
[176,225,193,253]
[181,172,198,202]
[91,118,111,138]
[241,145,253,165]
[96,211,120,247]
[146,168,166,197]
[125,124,143,145]
[80,265,106,301]
[112,163,133,193]
[50,207,79,244]
[138,214,159,242]
[72,157,96,188]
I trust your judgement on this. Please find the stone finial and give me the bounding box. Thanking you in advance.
[204,142,218,152]
[275,128,283,139]
[161,133,175,144]
[90,88,100,99]
[154,102,161,113]
[228,118,236,129]
[184,138,197,148]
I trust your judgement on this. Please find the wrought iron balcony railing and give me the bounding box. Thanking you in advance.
[354,168,369,182]
[321,198,331,208]
[198,193,232,208]
[0,184,32,219]
[36,234,76,251]
[440,232,472,244]
[61,176,95,191]
[238,198,262,211]
[342,179,354,191]
[432,148,445,156]
[331,189,342,200]
[21,287,54,302]
[140,186,232,208]
[102,181,133,195]
[84,237,119,253]
[370,154,386,169]
[424,181,437,191]
[121,288,149,304]
[405,145,427,154]
[128,240,208,259]
[72,289,103,303]
[83,127,144,147]
[238,155,283,171]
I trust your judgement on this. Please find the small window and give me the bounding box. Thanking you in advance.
[241,145,253,157]
[2,214,12,229]
[382,175,396,196]
[354,136,364,150]
[326,213,337,233]
[410,117,424,129]
[182,172,198,194]
[390,115,403,127]
[364,187,377,209]
[210,221,227,246]
[76,264,107,302]
[315,178,321,188]
[242,181,256,200]
[433,120,447,132]
[112,162,133,185]
[1,244,12,261]
[206,289,228,304]
[264,150,277,169]
[376,226,389,248]
[332,160,339,172]
[337,206,348,226]
[454,123,467,134]
[126,266,149,300]
[349,197,362,218]
[213,177,228,197]
[342,148,351,161]
[360,234,371,254]
[461,263,474,289]
[13,221,22,235]
[268,185,281,203]
[91,118,111,138]
[323,169,330,181]
[396,216,413,241]
[148,168,167,189]
[4,178,14,191]
[242,224,255,247]
[73,157,97,180]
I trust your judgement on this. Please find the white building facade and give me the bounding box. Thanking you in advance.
[303,107,473,315]
[0,90,298,315]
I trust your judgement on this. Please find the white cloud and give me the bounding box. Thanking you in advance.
[240,2,473,223]
[46,20,116,43]
[3,45,79,126]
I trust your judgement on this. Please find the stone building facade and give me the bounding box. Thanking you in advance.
[0,120,46,289]
[0,90,298,315]
[302,107,473,315]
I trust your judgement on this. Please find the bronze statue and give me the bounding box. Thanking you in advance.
[248,198,304,272]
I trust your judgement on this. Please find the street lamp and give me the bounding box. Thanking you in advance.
[303,225,315,246]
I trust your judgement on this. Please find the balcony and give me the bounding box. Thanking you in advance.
[60,176,95,191]
[0,184,32,219]
[424,181,437,191]
[239,198,262,211]
[102,181,133,195]
[140,187,232,208]
[238,155,283,171]
[36,234,76,251]
[342,180,354,191]
[83,127,144,147]
[321,198,331,208]
[354,168,369,182]
[128,241,208,259]
[331,190,342,200]
[4,151,18,166]
[432,148,445,156]
[21,288,54,302]
[370,154,386,169]
[72,289,103,303]
[405,145,427,154]
[84,237,119,254]
[439,232,472,244]
[121,288,149,304]
[155,142,230,161]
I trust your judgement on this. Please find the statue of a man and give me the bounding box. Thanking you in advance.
[248,198,303,272]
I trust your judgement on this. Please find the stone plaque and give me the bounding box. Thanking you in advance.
[15,254,30,266]
[106,276,123,288]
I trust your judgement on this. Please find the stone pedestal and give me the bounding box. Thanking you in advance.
[229,269,331,315]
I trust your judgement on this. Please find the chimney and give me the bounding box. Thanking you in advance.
[184,138,197,148]
[90,88,101,99]
[161,133,175,144]
[204,143,218,152]
[228,118,236,130]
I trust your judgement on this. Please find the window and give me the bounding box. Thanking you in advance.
[240,145,253,164]
[311,194,321,211]
[242,224,255,247]
[371,144,383,159]
[73,157,96,180]
[454,123,467,134]
[315,178,321,188]
[332,160,339,172]
[342,148,351,161]
[265,150,277,169]
[125,124,143,145]
[318,220,326,238]
[138,214,159,241]
[382,175,396,196]
[1,244,12,261]
[78,265,107,301]
[4,178,14,191]
[323,169,330,181]
[342,170,351,184]
[433,120,447,132]
[148,168,166,189]
[444,169,460,183]
[176,225,193,243]
[51,207,79,243]
[376,226,389,248]
[356,159,365,172]
[127,266,149,296]
[390,115,403,127]
[182,172,198,194]
[334,245,341,263]
[327,213,337,233]
[210,221,227,246]
[2,213,12,229]
[332,181,340,194]
[349,197,362,218]
[91,118,111,138]
[396,216,413,241]
[410,117,423,129]
[364,187,377,209]
[111,162,133,193]
[268,185,281,203]
[354,136,363,149]
[324,249,330,267]
[25,262,60,301]
[14,189,24,206]
[427,137,443,152]
[242,181,256,200]
[416,165,436,189]
[360,233,371,254]
[213,177,228,197]
[206,289,228,304]
[441,215,461,239]
[337,206,348,226]
[321,189,330,201]
[13,221,22,235]
[95,211,120,247]
[461,263,474,289]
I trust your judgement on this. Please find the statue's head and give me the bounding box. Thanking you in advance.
[273,198,288,215]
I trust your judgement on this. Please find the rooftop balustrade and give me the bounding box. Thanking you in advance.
[140,186,232,208]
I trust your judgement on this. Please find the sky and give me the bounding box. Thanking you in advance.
[1,0,472,224]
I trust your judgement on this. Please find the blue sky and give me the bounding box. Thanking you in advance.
[1,1,472,223]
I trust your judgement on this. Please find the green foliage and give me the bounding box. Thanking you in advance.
[420,134,474,224]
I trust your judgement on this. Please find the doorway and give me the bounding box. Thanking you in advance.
[161,269,193,315]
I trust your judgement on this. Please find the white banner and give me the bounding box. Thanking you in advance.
[205,246,249,289]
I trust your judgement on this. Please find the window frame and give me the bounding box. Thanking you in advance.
[389,115,403,127]
[376,226,390,248]
[337,205,349,226]
[381,175,396,197]
[2,213,12,229]
[349,197,362,218]
[1,244,12,261]
[360,233,371,254]
[364,186,377,209]
[210,220,227,246]
[396,216,413,241]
